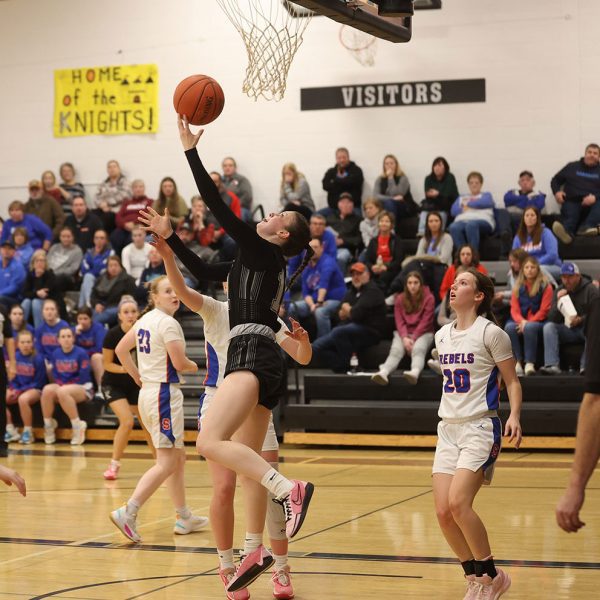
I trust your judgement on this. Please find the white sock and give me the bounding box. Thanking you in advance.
[273,553,288,571]
[176,506,192,520]
[110,459,120,470]
[261,468,294,500]
[126,499,140,517]
[217,547,235,571]
[6,424,16,433]
[43,418,54,428]
[70,418,82,429]
[23,426,32,432]
[243,532,263,556]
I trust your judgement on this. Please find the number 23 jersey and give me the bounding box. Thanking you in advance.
[435,316,513,421]
[134,308,185,384]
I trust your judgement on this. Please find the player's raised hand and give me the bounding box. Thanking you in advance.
[0,465,26,497]
[504,414,522,449]
[138,206,173,239]
[150,234,173,259]
[177,115,204,151]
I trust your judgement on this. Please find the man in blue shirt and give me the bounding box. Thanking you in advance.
[504,170,546,233]
[0,241,26,311]
[0,201,52,251]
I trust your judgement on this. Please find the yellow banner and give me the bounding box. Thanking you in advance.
[54,64,158,137]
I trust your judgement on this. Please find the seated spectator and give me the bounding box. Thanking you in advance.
[311,263,386,373]
[373,154,418,226]
[183,196,222,259]
[321,147,364,215]
[24,179,65,240]
[287,237,346,339]
[551,143,600,244]
[22,250,66,328]
[41,327,93,446]
[512,206,561,280]
[222,156,253,221]
[492,248,528,326]
[439,244,488,302]
[12,227,34,270]
[359,198,384,250]
[419,156,458,235]
[75,307,106,390]
[448,172,495,250]
[95,159,131,233]
[154,177,189,229]
[207,173,241,260]
[280,162,314,220]
[177,221,217,265]
[541,262,599,374]
[78,230,113,309]
[371,270,435,386]
[65,197,103,252]
[0,241,26,311]
[121,224,151,285]
[34,299,70,371]
[58,162,86,215]
[364,211,403,294]
[505,256,553,376]
[90,256,136,326]
[504,170,546,233]
[136,247,167,305]
[111,179,153,254]
[47,226,83,291]
[9,305,33,340]
[1,200,52,251]
[4,330,46,445]
[437,265,469,328]
[327,192,363,273]
[41,170,63,204]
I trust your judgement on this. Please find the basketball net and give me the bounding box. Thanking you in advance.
[339,24,377,67]
[217,0,313,101]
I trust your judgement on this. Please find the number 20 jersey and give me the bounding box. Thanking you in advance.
[435,316,513,421]
[134,308,185,384]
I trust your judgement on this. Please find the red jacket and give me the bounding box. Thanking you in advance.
[394,286,435,339]
[439,263,488,301]
[115,196,154,229]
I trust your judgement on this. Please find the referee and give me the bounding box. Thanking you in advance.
[0,306,17,457]
[556,296,600,532]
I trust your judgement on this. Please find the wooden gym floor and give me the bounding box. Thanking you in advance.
[0,443,598,599]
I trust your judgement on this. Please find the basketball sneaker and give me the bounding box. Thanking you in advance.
[272,566,294,599]
[70,421,87,446]
[474,568,511,599]
[173,514,209,534]
[219,568,250,600]
[19,429,34,444]
[226,545,274,592]
[403,369,419,385]
[44,419,58,444]
[462,574,479,600]
[4,427,20,443]
[109,506,141,543]
[103,463,120,480]
[371,371,389,386]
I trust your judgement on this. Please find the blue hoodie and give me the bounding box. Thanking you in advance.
[35,319,71,362]
[287,228,337,279]
[301,253,347,302]
[80,246,113,277]
[76,322,107,356]
[0,214,52,250]
[0,257,26,299]
[9,350,47,391]
[51,345,92,386]
[512,226,562,266]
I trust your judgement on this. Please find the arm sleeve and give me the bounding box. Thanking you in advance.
[439,234,454,266]
[394,297,409,338]
[468,192,494,209]
[484,324,514,363]
[197,294,217,321]
[411,293,435,339]
[416,237,426,256]
[510,291,523,323]
[165,232,231,282]
[161,317,185,344]
[503,190,520,208]
[538,229,559,265]
[450,197,462,217]
[349,287,382,323]
[550,165,569,194]
[52,202,66,238]
[533,192,546,211]
[34,217,53,244]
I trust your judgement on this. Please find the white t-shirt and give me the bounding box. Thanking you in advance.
[435,316,513,421]
[198,296,288,389]
[121,242,151,284]
[135,308,185,384]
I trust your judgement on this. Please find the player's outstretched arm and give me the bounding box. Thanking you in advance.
[115,328,141,387]
[497,357,522,449]
[0,465,26,497]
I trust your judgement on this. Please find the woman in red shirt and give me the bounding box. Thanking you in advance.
[364,211,403,294]
[439,244,488,301]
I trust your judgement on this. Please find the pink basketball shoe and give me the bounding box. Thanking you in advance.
[226,545,274,592]
[475,568,511,599]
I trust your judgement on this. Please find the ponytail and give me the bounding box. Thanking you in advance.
[285,246,314,292]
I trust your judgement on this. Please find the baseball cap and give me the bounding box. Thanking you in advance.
[1,240,15,249]
[349,262,366,274]
[338,192,354,202]
[561,262,580,276]
[28,179,42,189]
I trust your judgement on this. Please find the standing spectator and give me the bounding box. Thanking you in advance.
[0,305,16,457]
[371,271,435,385]
[364,211,403,294]
[111,179,153,254]
[321,147,364,214]
[1,200,52,251]
[222,156,253,220]
[34,299,70,370]
[47,226,83,291]
[75,306,106,390]
[359,198,384,249]
[90,256,136,326]
[21,250,65,328]
[448,172,496,250]
[504,170,546,233]
[327,192,363,273]
[41,170,63,204]
[551,143,600,244]
[58,162,86,214]
[153,177,188,229]
[419,156,459,235]
[0,241,26,311]
[287,237,346,339]
[280,162,314,220]
[78,230,113,309]
[512,206,561,280]
[373,154,418,226]
[65,197,103,252]
[95,159,131,233]
[311,263,386,373]
[121,225,152,285]
[24,179,65,240]
[12,227,34,270]
[505,256,553,376]
[439,245,488,302]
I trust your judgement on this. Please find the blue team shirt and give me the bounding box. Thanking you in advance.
[35,320,71,362]
[76,322,107,357]
[9,350,47,392]
[51,346,92,386]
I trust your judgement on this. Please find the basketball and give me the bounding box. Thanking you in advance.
[173,75,225,126]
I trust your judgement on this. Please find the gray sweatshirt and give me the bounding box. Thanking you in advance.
[223,173,253,209]
[46,243,83,277]
[415,233,454,266]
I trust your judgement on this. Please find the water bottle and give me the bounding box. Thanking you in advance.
[376,254,384,268]
[349,353,359,375]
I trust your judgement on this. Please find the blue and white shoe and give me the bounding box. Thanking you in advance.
[4,428,20,443]
[173,514,209,535]
[19,429,34,444]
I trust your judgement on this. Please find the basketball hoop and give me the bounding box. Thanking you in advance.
[339,24,377,67]
[216,1,313,101]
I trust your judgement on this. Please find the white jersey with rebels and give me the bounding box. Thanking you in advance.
[435,316,513,421]
[198,295,288,390]
[135,308,185,384]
